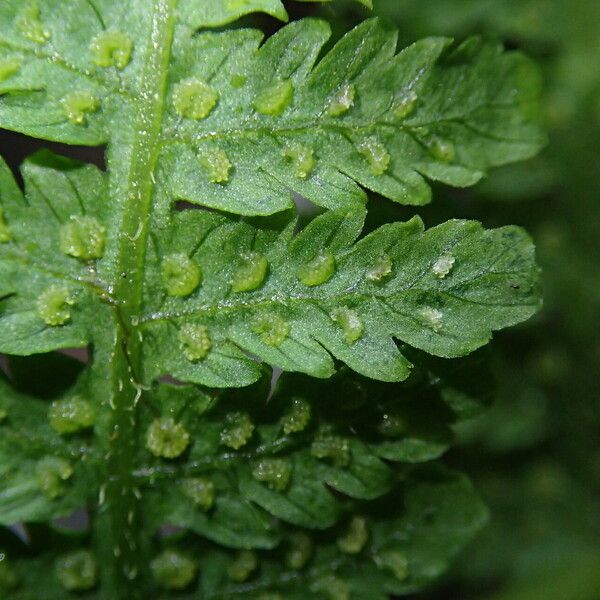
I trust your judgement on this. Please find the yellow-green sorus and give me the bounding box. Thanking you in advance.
[252,458,292,492]
[327,83,356,116]
[366,253,393,282]
[220,412,254,449]
[337,516,369,554]
[357,136,391,176]
[311,576,349,600]
[393,89,418,120]
[90,31,133,69]
[146,417,190,459]
[59,215,106,261]
[254,79,293,116]
[331,306,364,344]
[310,433,350,468]
[62,91,99,126]
[178,323,212,361]
[198,147,232,183]
[420,306,443,332]
[48,396,95,434]
[432,254,456,278]
[425,136,456,162]
[36,457,73,499]
[283,144,316,179]
[151,550,197,590]
[227,550,257,583]
[181,477,215,512]
[232,252,269,292]
[252,313,290,346]
[161,253,202,297]
[37,286,75,327]
[285,532,312,569]
[280,397,311,434]
[375,550,410,581]
[55,551,98,592]
[173,78,219,120]
[16,1,50,44]
[297,251,336,286]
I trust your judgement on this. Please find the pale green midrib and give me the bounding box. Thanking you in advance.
[113,0,177,316]
[100,0,177,596]
[137,269,536,326]
[158,91,536,150]
[0,250,113,298]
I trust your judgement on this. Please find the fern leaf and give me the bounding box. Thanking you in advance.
[141,206,540,387]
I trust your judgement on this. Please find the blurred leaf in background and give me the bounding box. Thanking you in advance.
[314,1,600,599]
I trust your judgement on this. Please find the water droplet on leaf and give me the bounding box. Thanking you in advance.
[36,456,73,499]
[285,532,312,569]
[151,550,197,590]
[297,251,336,286]
[173,78,219,120]
[0,58,21,82]
[420,306,443,332]
[37,286,75,327]
[232,252,268,292]
[283,144,315,179]
[432,254,455,278]
[327,83,355,116]
[181,477,215,512]
[161,253,201,297]
[198,147,232,184]
[393,90,418,120]
[220,412,254,449]
[146,417,190,459]
[0,207,12,243]
[178,323,212,361]
[16,1,50,44]
[60,215,106,261]
[337,516,369,554]
[55,550,98,592]
[357,136,391,176]
[62,91,99,126]
[253,79,293,116]
[48,396,95,434]
[90,31,133,69]
[331,306,364,344]
[281,397,311,434]
[227,550,257,583]
[252,458,292,492]
[366,253,393,282]
[252,313,290,346]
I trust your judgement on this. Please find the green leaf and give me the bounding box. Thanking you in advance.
[132,368,486,552]
[0,6,543,214]
[190,467,487,598]
[0,153,112,356]
[179,0,289,30]
[163,19,544,214]
[0,1,545,596]
[0,375,96,525]
[140,208,541,387]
